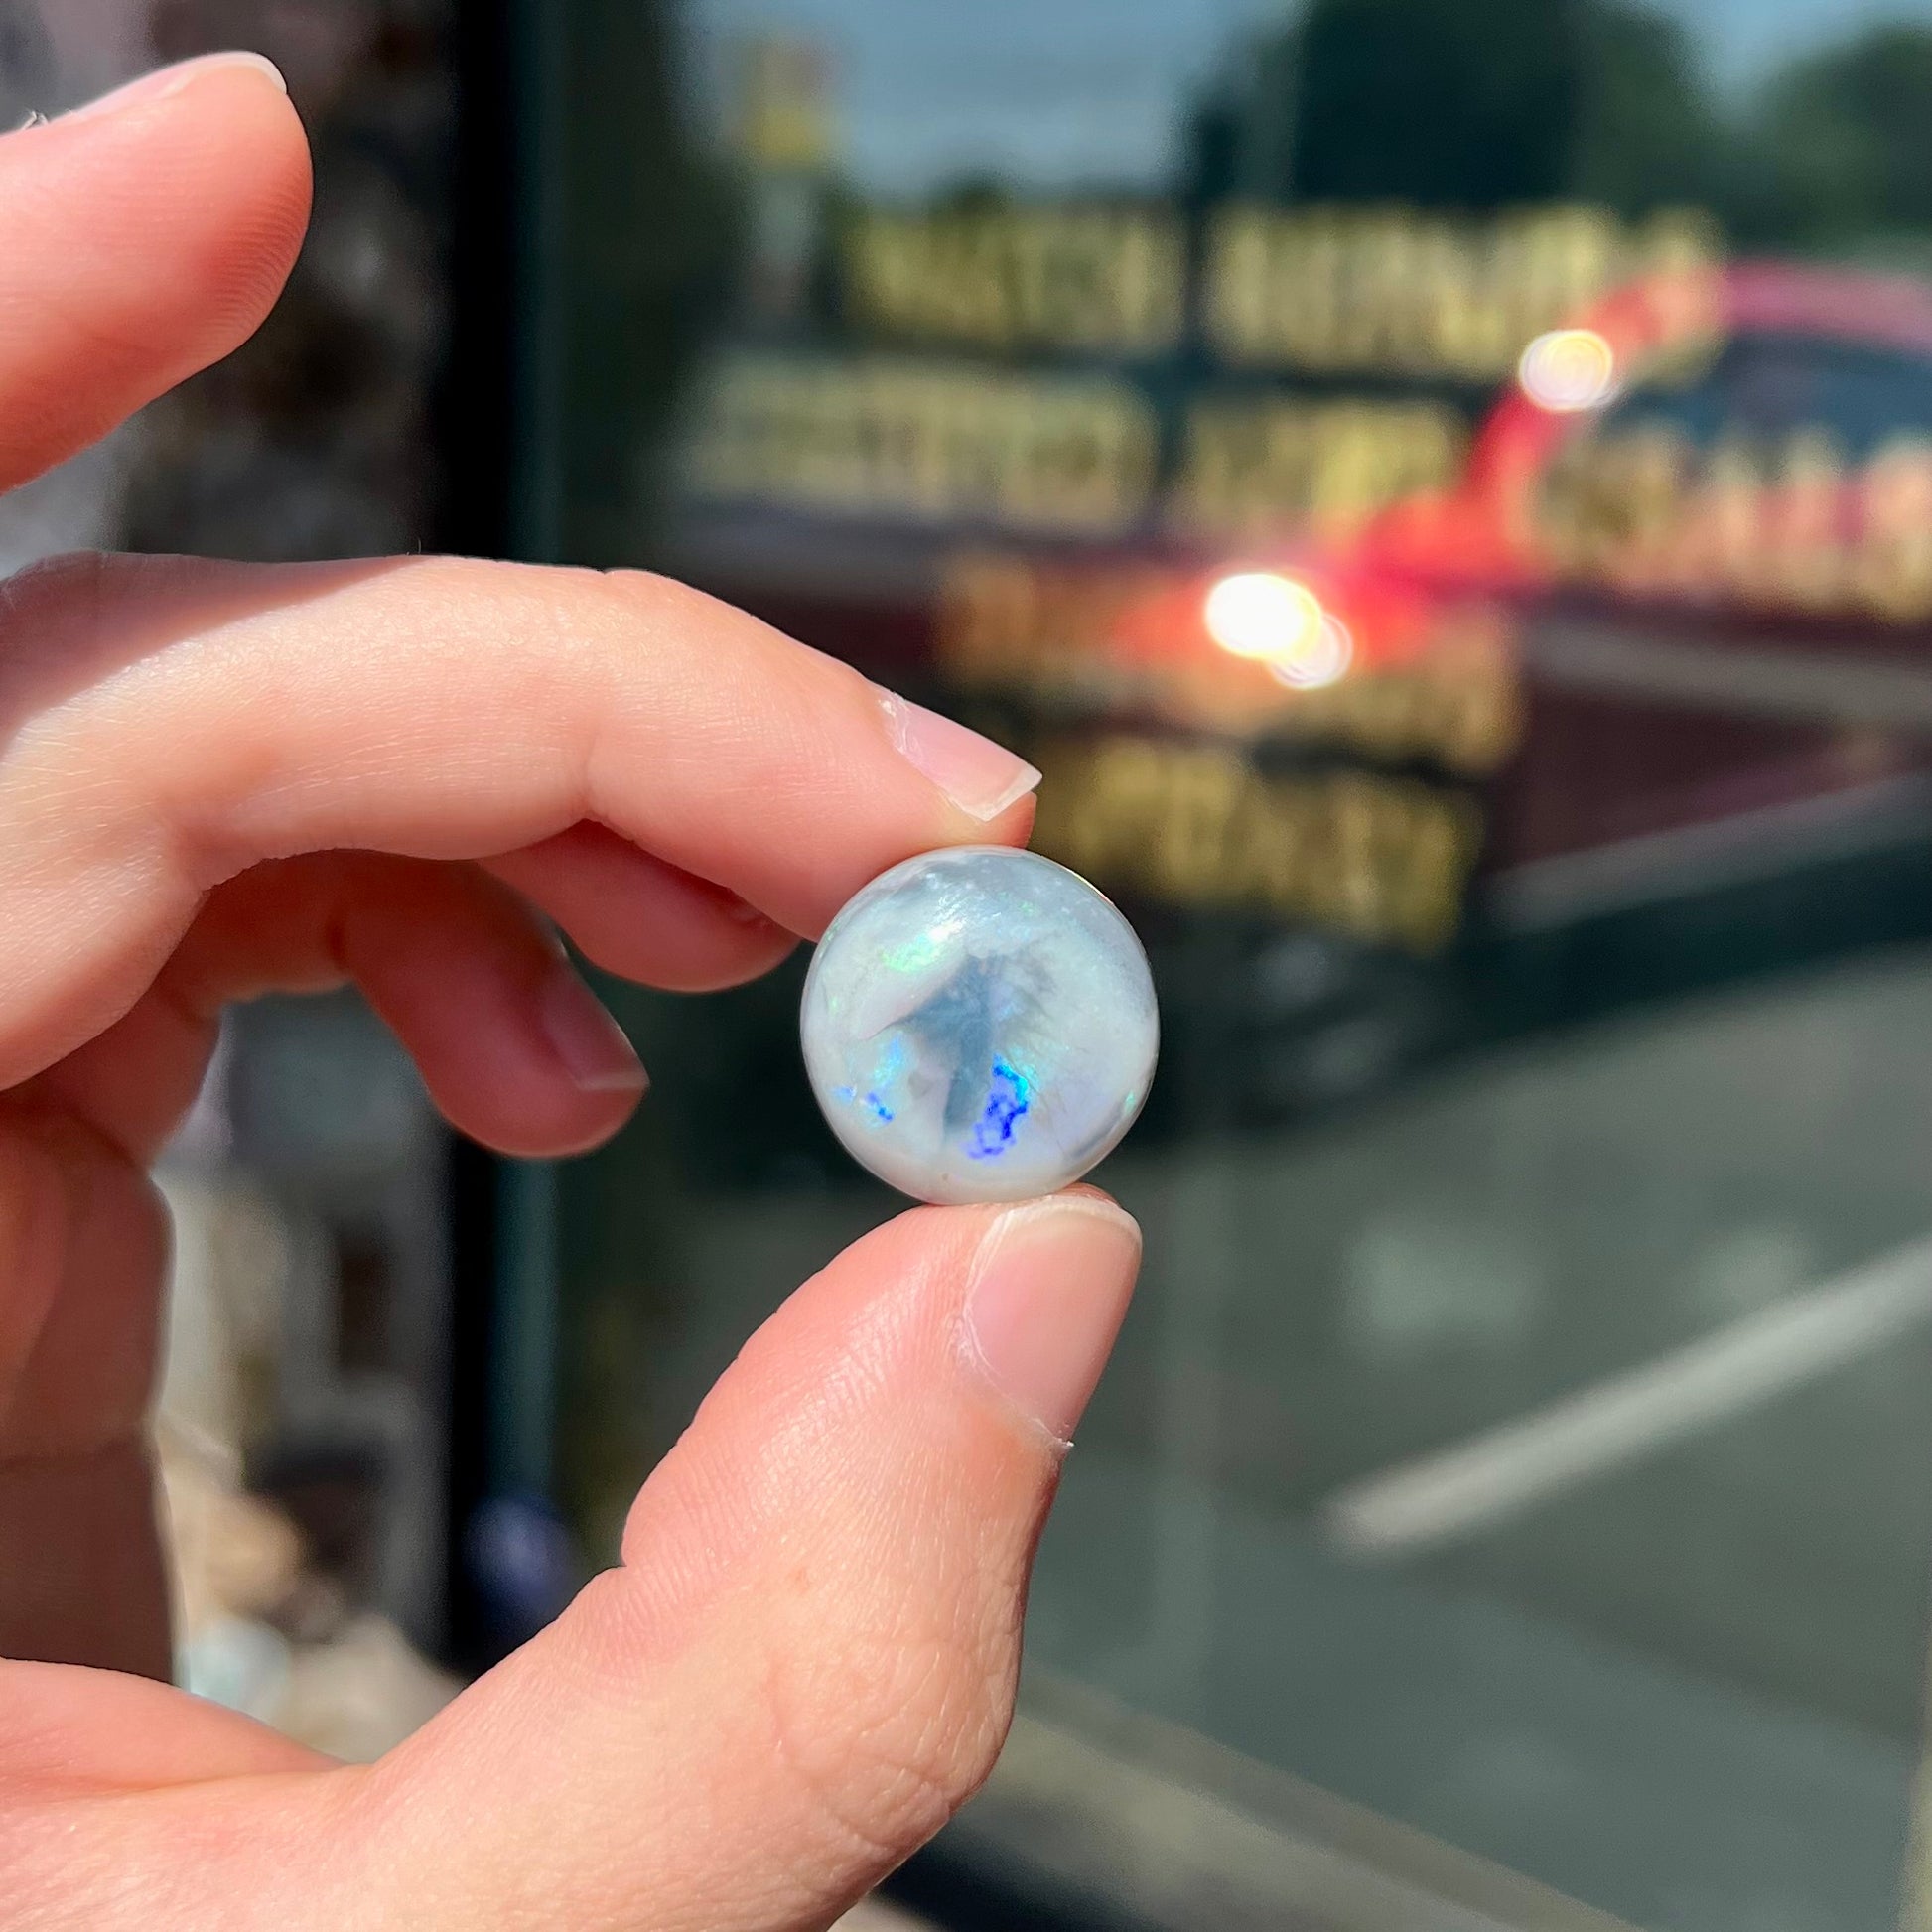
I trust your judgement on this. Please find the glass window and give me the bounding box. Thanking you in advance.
[491,5,1932,1926]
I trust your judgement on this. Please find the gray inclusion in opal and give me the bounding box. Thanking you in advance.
[800,847,1159,1204]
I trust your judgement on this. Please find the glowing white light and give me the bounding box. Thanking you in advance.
[1204,571,1325,663]
[1270,612,1354,690]
[1518,328,1619,413]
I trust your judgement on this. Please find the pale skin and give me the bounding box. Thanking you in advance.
[0,53,1143,1930]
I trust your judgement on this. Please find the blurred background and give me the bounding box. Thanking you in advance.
[12,0,1932,1926]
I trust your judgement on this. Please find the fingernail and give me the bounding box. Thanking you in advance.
[962,1196,1142,1443]
[61,51,288,125]
[877,689,1041,823]
[537,964,648,1094]
[722,892,777,926]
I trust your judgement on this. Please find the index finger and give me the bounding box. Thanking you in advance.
[0,552,1040,1082]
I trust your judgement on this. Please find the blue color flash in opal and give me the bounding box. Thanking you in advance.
[969,1059,1031,1160]
[831,1084,897,1125]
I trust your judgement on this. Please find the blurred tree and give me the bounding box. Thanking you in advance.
[1194,0,1725,219]
[1732,26,1932,249]
[1180,85,1243,210]
[1290,0,1583,208]
[1180,26,1301,207]
[1569,0,1725,218]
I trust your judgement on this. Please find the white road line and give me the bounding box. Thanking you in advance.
[1322,1233,1932,1560]
[1488,770,1932,931]
[1531,621,1932,728]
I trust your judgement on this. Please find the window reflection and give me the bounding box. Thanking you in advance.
[537,4,1932,1927]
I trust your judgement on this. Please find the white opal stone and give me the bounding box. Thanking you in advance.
[801,847,1159,1204]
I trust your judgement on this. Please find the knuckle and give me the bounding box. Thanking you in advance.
[577,565,724,652]
[590,568,871,698]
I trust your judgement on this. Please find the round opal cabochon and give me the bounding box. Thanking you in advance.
[801,846,1160,1205]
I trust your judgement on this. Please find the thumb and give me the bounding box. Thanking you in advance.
[349,1190,1141,1930]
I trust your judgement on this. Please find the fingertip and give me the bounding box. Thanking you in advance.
[98,56,314,340]
[0,54,313,488]
[533,958,650,1099]
[1056,1179,1137,1224]
[49,52,313,298]
[959,1190,1142,1444]
[875,688,1043,829]
[982,785,1038,850]
[52,51,289,127]
[400,964,650,1163]
[317,860,649,1161]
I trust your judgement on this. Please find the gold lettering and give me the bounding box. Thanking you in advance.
[1171,396,1465,540]
[1202,202,1723,380]
[1854,437,1932,623]
[1537,424,1932,622]
[685,354,1158,535]
[1032,736,1485,951]
[841,205,1184,355]
[1765,432,1849,612]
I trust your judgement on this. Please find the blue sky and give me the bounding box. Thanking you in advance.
[1691,0,1911,78]
[691,0,1925,193]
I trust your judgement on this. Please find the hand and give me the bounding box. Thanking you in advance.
[0,56,1140,1930]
